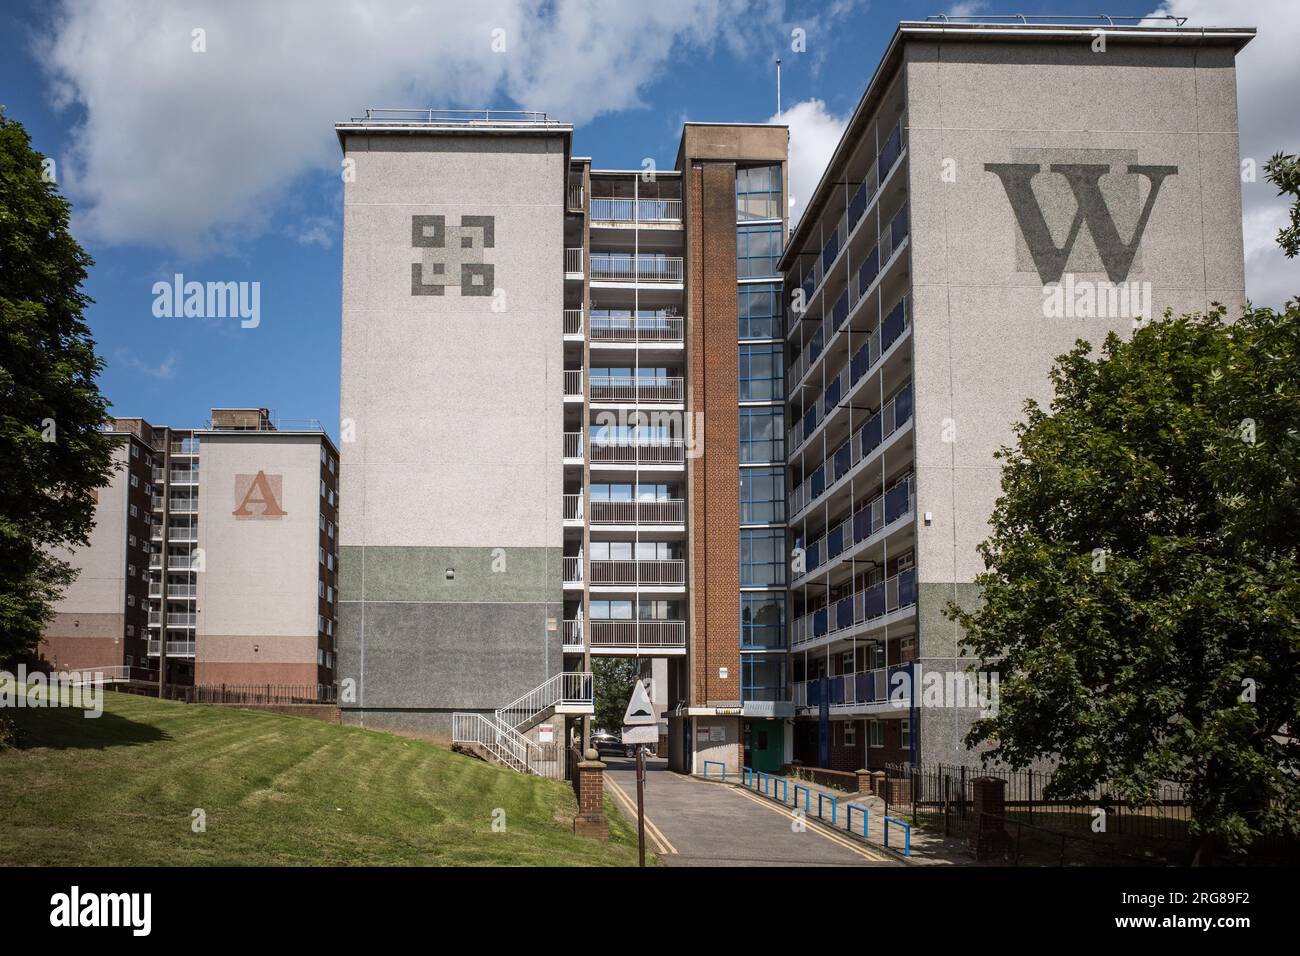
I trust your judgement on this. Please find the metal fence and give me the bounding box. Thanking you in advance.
[191,683,338,705]
[885,762,1192,845]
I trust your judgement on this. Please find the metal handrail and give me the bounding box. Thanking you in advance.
[496,671,593,732]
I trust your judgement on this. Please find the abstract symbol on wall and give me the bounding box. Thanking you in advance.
[410,214,496,296]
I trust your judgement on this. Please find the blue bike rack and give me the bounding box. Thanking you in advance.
[884,815,911,857]
[793,783,812,812]
[846,803,869,836]
[742,767,754,787]
[817,791,839,825]
[703,760,726,782]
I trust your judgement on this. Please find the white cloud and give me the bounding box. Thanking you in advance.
[769,99,848,225]
[37,0,779,252]
[115,349,177,380]
[1151,0,1300,308]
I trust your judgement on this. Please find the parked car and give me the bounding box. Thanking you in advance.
[591,732,622,757]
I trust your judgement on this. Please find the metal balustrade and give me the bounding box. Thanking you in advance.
[564,247,584,273]
[789,381,913,518]
[589,376,683,403]
[589,559,685,587]
[497,671,593,732]
[788,202,911,392]
[589,440,686,465]
[168,499,198,512]
[589,197,682,223]
[792,662,913,709]
[167,584,197,598]
[588,498,685,525]
[563,556,582,583]
[797,474,914,579]
[791,567,917,648]
[589,620,686,648]
[563,368,583,397]
[563,308,584,335]
[147,639,196,657]
[563,432,584,459]
[169,470,199,484]
[563,494,583,521]
[166,612,197,626]
[790,118,907,322]
[589,254,683,283]
[567,183,584,211]
[562,620,583,647]
[589,314,684,344]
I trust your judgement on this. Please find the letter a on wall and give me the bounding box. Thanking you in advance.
[232,471,287,519]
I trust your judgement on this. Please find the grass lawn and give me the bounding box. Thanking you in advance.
[0,687,643,866]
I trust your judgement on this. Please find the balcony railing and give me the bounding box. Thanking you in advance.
[590,314,684,344]
[788,294,910,451]
[563,369,583,398]
[147,639,196,658]
[589,559,685,587]
[563,308,584,336]
[169,528,198,542]
[798,474,914,579]
[589,254,683,283]
[589,376,683,404]
[589,440,686,466]
[169,470,199,484]
[792,662,913,709]
[565,247,584,274]
[168,499,198,513]
[563,494,583,521]
[167,584,197,598]
[589,620,686,648]
[563,619,584,647]
[793,118,907,311]
[789,381,913,518]
[589,198,683,223]
[791,567,917,648]
[563,556,582,583]
[166,612,197,627]
[563,432,584,459]
[567,183,584,211]
[789,199,910,388]
[588,499,685,525]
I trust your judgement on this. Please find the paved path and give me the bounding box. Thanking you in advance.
[602,757,897,866]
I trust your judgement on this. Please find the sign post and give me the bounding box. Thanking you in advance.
[621,678,658,868]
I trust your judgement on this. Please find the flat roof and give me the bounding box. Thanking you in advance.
[335,108,572,150]
[779,19,1256,271]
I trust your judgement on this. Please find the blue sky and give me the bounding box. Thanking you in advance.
[2,0,1296,443]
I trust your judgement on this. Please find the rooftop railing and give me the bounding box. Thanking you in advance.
[354,108,555,124]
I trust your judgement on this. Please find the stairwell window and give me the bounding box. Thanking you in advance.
[869,720,884,748]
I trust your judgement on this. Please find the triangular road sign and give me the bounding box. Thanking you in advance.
[623,679,657,725]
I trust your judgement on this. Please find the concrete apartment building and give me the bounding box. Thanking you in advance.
[39,409,340,690]
[336,111,788,773]
[780,19,1252,772]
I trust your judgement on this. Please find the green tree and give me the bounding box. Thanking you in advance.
[1264,152,1300,258]
[0,108,115,663]
[950,304,1300,862]
[592,657,639,735]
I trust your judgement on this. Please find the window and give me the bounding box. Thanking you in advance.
[590,600,633,620]
[328,522,334,540]
[737,223,783,278]
[320,479,326,498]
[131,445,138,458]
[327,553,334,571]
[130,474,138,488]
[739,343,784,401]
[741,653,786,702]
[740,592,786,649]
[902,718,912,749]
[329,457,336,475]
[740,467,785,525]
[870,721,884,748]
[318,581,325,598]
[319,547,325,565]
[741,528,786,586]
[321,447,327,464]
[844,722,857,747]
[320,515,325,531]
[129,504,137,518]
[328,490,335,507]
[128,535,136,548]
[738,283,783,339]
[736,164,782,221]
[126,594,134,607]
[327,586,334,604]
[739,407,784,463]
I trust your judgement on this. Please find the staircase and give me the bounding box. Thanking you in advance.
[452,672,593,778]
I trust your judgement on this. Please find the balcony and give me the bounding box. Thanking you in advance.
[589,440,686,467]
[589,559,685,588]
[791,567,917,649]
[563,557,583,586]
[789,381,913,519]
[793,661,913,711]
[169,470,199,484]
[169,528,198,543]
[588,499,685,526]
[791,118,908,321]
[562,619,584,651]
[788,294,910,452]
[168,499,198,513]
[589,376,683,405]
[563,494,584,525]
[797,474,914,582]
[589,254,683,284]
[563,308,584,337]
[565,247,584,275]
[589,620,686,652]
[147,640,196,658]
[167,584,197,598]
[567,183,584,212]
[563,432,584,462]
[589,197,683,224]
[166,612,197,627]
[589,312,684,345]
[563,368,584,400]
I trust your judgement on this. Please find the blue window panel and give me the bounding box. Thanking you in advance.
[895,383,913,425]
[858,247,880,295]
[813,607,828,637]
[861,413,883,456]
[885,480,911,524]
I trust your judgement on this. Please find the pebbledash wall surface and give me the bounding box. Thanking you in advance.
[335,121,571,732]
[900,23,1249,766]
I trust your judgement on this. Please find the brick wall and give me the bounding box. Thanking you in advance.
[687,161,742,707]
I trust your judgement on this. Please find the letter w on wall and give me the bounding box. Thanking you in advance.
[985,157,1177,284]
